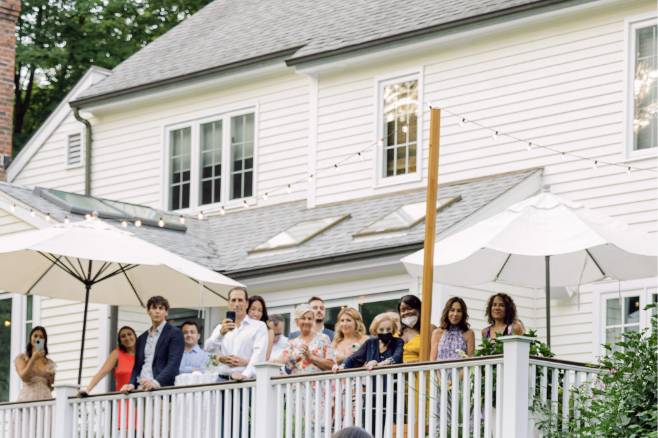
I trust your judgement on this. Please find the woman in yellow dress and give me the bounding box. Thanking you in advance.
[399,295,422,363]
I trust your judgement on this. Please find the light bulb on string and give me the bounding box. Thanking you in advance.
[307,174,314,182]
[121,220,128,228]
[30,209,36,218]
[287,184,292,194]
[592,160,599,169]
[377,138,384,147]
[263,192,269,200]
[219,206,225,216]
[333,163,339,171]
[526,142,533,151]
[243,200,249,208]
[492,131,499,141]
[64,216,70,224]
[158,217,165,228]
[560,152,567,161]
[401,125,408,134]
[10,203,15,213]
[197,211,204,220]
[85,213,91,220]
[459,117,466,127]
[179,215,185,224]
[626,166,632,176]
[134,219,142,227]
[357,152,364,161]
[45,213,51,222]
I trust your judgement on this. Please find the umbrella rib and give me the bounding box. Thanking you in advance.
[493,254,512,282]
[76,258,87,281]
[585,249,606,277]
[27,255,63,295]
[186,276,228,301]
[94,264,138,284]
[61,256,84,280]
[38,252,84,283]
[91,262,112,283]
[119,264,145,308]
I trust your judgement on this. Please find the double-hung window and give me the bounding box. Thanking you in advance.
[378,74,421,182]
[167,110,255,211]
[627,15,657,154]
[598,286,657,353]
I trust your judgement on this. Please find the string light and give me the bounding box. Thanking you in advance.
[219,206,225,216]
[526,142,533,151]
[560,152,567,161]
[263,192,269,200]
[158,217,165,228]
[134,219,142,227]
[179,215,185,224]
[333,163,339,171]
[626,166,632,176]
[197,211,204,220]
[121,220,128,228]
[377,138,384,147]
[30,209,35,218]
[243,200,250,208]
[492,131,499,141]
[10,203,15,213]
[287,184,292,194]
[592,160,599,169]
[307,174,314,182]
[45,213,51,222]
[85,213,91,220]
[459,117,466,127]
[357,152,364,161]
[64,216,70,224]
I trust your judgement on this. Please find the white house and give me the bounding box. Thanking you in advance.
[0,0,656,403]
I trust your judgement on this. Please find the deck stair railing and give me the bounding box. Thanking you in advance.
[0,337,602,438]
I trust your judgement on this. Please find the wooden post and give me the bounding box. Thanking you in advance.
[419,107,441,361]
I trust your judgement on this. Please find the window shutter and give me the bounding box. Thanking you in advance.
[67,133,82,166]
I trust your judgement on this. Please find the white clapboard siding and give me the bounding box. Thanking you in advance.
[0,209,34,236]
[37,298,104,385]
[117,306,151,336]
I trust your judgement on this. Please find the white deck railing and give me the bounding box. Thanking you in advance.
[0,337,604,438]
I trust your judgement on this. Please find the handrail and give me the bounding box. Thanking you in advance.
[0,398,55,407]
[271,355,504,384]
[529,357,604,373]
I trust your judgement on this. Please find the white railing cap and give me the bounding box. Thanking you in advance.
[54,383,80,390]
[255,362,285,369]
[498,335,534,343]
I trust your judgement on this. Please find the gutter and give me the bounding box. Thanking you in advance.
[72,108,92,195]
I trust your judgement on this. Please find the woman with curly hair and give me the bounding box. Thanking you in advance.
[482,293,524,340]
[430,297,475,360]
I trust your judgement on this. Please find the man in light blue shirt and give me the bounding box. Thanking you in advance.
[179,320,209,374]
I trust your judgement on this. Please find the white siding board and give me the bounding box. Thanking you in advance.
[0,210,34,235]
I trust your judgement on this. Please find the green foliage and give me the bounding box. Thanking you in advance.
[534,305,658,437]
[474,329,555,358]
[14,0,213,153]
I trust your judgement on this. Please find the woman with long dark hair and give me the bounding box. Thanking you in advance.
[398,294,423,363]
[482,293,524,339]
[247,295,275,359]
[15,326,55,401]
[430,297,475,360]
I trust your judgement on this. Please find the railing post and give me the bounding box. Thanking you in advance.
[254,362,282,438]
[53,383,78,437]
[500,336,533,438]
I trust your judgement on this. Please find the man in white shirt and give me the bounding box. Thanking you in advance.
[268,314,289,361]
[204,287,268,380]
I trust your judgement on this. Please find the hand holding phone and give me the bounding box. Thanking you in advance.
[35,339,44,352]
[226,311,236,322]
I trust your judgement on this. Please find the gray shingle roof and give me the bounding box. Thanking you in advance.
[75,0,566,103]
[0,169,540,277]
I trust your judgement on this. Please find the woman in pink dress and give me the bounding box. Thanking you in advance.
[15,326,55,401]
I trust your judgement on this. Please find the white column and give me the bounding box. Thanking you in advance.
[53,383,78,437]
[500,336,532,438]
[254,362,282,438]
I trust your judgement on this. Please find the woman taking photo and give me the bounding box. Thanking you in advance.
[79,326,137,395]
[430,297,475,360]
[15,326,56,401]
[482,293,524,340]
[247,295,275,359]
[332,307,369,365]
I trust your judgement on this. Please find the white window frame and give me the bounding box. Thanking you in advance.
[593,278,657,357]
[65,130,85,169]
[162,106,258,213]
[373,69,424,188]
[623,12,658,159]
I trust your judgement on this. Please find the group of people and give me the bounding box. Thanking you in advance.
[14,287,524,401]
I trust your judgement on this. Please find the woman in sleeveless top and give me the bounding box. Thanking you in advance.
[430,297,475,360]
[15,326,56,401]
[79,326,137,395]
[481,293,524,340]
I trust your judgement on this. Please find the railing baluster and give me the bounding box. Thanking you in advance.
[355,375,364,429]
[294,382,302,438]
[385,373,393,437]
[137,397,144,438]
[540,366,548,407]
[495,363,503,438]
[551,367,559,418]
[224,387,232,438]
[418,370,426,438]
[144,395,153,438]
[451,367,459,438]
[334,378,342,431]
[365,374,373,434]
[462,366,471,438]
[374,374,383,438]
[153,395,162,438]
[214,390,221,438]
[313,382,321,438]
[344,376,353,429]
[473,366,481,438]
[161,395,169,438]
[323,379,331,437]
[81,402,88,438]
[562,370,571,433]
[304,381,312,438]
[395,372,404,438]
[284,384,292,438]
[406,371,416,438]
[439,368,447,438]
[483,364,492,438]
[428,369,438,437]
[242,387,250,438]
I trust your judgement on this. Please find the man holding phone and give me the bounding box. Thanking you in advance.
[204,287,268,380]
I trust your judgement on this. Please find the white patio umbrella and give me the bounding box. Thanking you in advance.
[0,219,244,384]
[401,191,658,346]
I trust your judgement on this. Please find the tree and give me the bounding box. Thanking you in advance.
[13,0,213,154]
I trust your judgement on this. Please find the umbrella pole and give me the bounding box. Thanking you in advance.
[545,255,551,347]
[78,282,91,386]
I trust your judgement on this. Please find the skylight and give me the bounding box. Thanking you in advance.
[249,214,349,253]
[353,196,461,237]
[37,188,186,231]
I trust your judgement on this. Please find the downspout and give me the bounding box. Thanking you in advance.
[72,107,92,195]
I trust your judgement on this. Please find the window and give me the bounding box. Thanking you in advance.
[359,298,399,331]
[230,114,254,200]
[249,215,349,253]
[379,76,419,179]
[169,127,192,210]
[627,16,657,153]
[166,110,256,211]
[66,133,82,167]
[0,297,11,402]
[598,286,656,352]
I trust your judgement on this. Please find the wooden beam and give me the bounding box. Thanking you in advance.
[419,107,441,362]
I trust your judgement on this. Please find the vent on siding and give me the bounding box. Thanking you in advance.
[67,133,82,166]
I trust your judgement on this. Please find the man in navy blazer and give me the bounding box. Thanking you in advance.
[121,296,184,391]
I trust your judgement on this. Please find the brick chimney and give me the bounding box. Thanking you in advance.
[0,0,20,181]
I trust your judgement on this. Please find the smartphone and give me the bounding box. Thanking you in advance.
[35,339,44,351]
[226,311,236,322]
